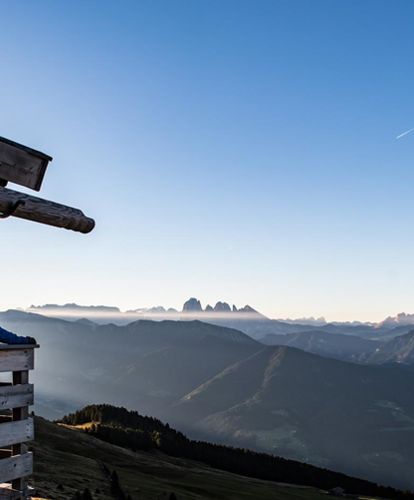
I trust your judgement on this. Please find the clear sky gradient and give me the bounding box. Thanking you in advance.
[1,0,413,321]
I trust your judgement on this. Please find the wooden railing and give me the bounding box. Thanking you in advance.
[0,345,37,499]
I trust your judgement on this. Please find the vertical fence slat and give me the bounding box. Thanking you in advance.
[11,371,29,496]
[0,346,37,499]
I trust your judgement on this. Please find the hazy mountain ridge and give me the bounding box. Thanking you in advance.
[27,298,263,319]
[367,330,414,365]
[379,313,414,327]
[173,346,414,489]
[260,330,381,362]
[30,303,121,313]
[23,300,414,344]
[0,311,262,418]
[25,298,414,326]
[1,310,414,489]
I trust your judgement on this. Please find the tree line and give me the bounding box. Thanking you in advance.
[61,404,414,500]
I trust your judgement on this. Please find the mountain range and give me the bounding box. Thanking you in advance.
[26,299,414,341]
[367,330,414,365]
[260,330,381,362]
[1,308,414,489]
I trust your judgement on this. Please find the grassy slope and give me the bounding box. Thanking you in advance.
[32,417,332,500]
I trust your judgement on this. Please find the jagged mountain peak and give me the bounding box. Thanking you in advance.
[181,297,261,315]
[214,301,232,312]
[182,297,203,312]
[238,305,258,313]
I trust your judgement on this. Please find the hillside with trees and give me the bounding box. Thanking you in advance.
[59,404,413,500]
[33,416,338,500]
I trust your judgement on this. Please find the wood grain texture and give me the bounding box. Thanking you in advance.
[0,385,33,411]
[0,454,32,483]
[0,187,95,233]
[0,352,33,373]
[0,419,34,448]
[0,138,51,192]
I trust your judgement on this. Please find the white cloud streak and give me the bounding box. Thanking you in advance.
[396,127,414,139]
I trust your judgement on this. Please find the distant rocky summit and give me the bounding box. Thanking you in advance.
[214,301,232,312]
[238,305,257,313]
[182,297,203,312]
[181,298,259,315]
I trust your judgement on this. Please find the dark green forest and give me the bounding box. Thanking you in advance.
[60,404,414,499]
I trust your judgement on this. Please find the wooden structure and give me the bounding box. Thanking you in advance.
[0,136,95,498]
[0,345,37,499]
[0,137,95,233]
[0,137,52,192]
[0,188,94,233]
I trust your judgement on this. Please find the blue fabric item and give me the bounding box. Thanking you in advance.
[0,326,36,345]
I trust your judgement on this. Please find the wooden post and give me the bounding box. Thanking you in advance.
[0,345,37,499]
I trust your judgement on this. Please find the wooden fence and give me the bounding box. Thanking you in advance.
[0,345,37,499]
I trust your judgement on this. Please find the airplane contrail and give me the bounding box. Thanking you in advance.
[396,127,414,139]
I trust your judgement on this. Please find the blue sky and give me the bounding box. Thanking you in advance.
[1,0,413,321]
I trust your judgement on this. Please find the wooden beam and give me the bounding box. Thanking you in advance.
[0,187,95,234]
[0,351,33,373]
[0,454,32,483]
[0,419,33,449]
[0,385,33,411]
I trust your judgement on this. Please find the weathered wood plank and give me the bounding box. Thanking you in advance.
[11,373,29,495]
[0,491,21,499]
[0,385,33,411]
[0,137,51,192]
[0,346,38,351]
[0,187,95,234]
[0,454,32,483]
[0,351,33,373]
[0,484,22,499]
[0,420,33,449]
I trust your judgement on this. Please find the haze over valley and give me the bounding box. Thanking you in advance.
[2,298,414,491]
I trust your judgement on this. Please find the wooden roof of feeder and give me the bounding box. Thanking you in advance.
[0,136,53,192]
[0,136,95,233]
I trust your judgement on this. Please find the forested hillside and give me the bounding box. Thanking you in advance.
[59,404,413,500]
[33,416,340,500]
